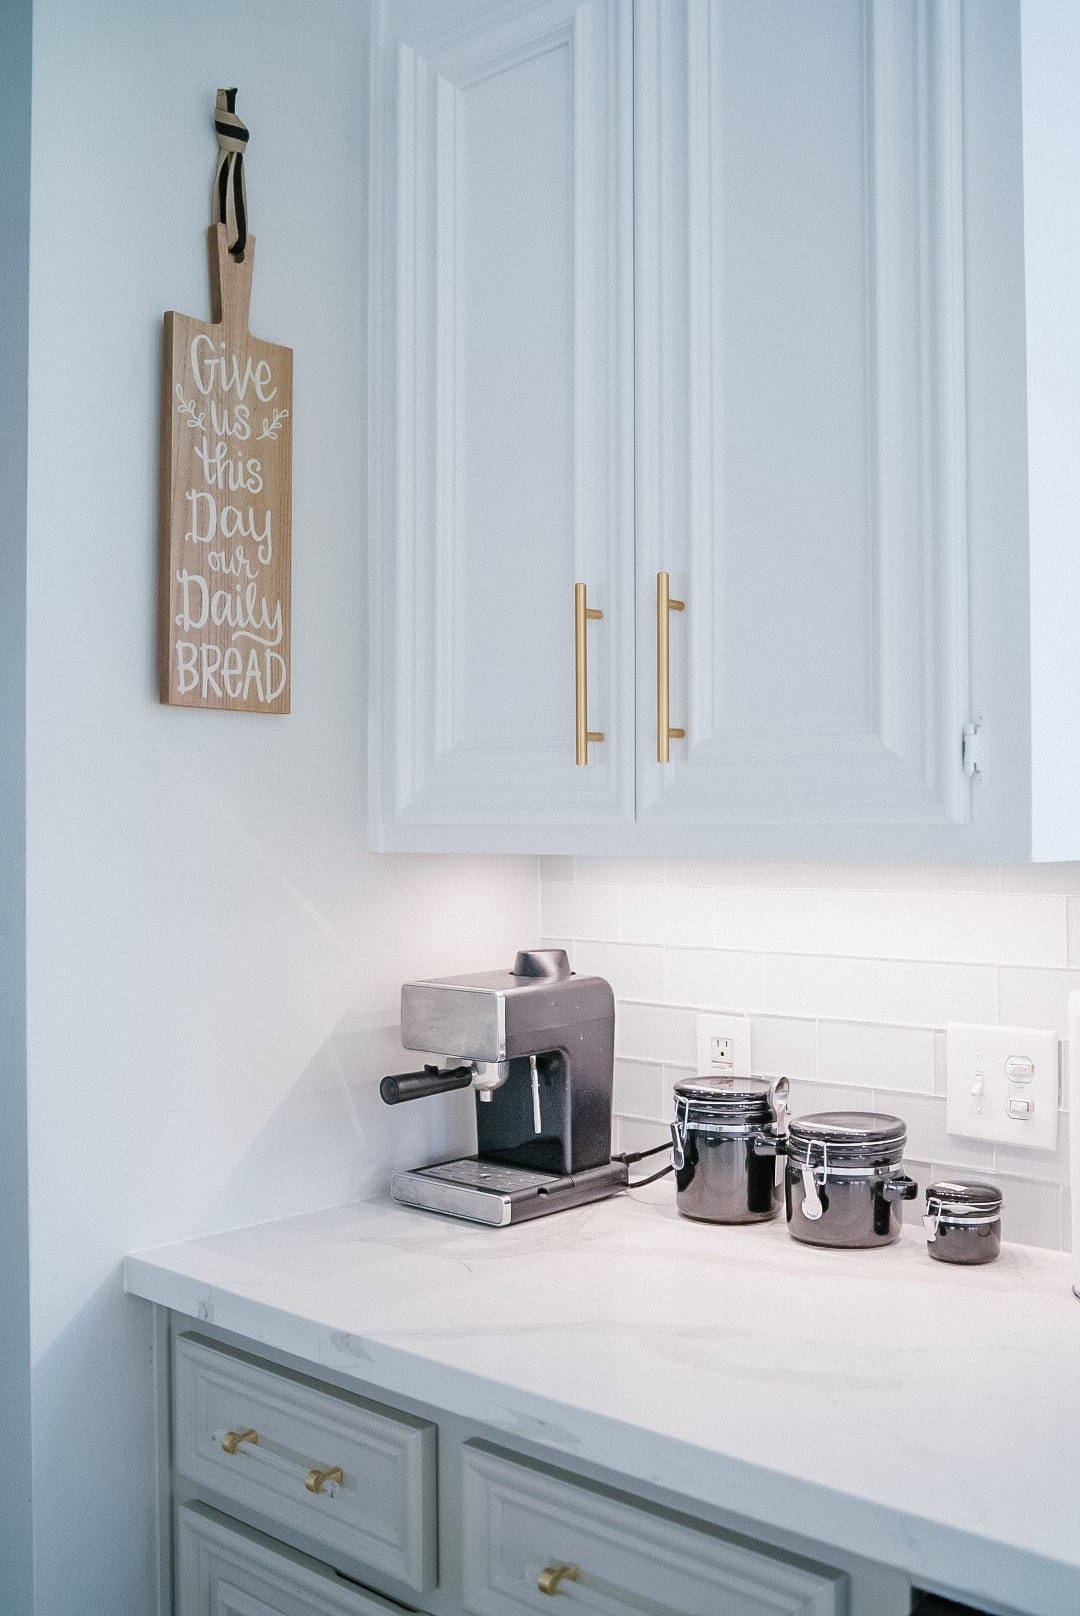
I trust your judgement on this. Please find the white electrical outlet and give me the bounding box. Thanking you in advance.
[696,1013,752,1078]
[945,1022,1059,1150]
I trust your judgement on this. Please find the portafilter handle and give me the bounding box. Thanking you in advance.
[379,1064,476,1105]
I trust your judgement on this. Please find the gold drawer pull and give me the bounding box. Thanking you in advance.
[538,1563,580,1596]
[306,1464,345,1495]
[221,1427,258,1455]
[574,582,604,765]
[656,570,686,762]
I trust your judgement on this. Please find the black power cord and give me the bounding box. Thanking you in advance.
[613,1139,674,1189]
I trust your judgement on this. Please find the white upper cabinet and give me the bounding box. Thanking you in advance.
[370,0,1057,859]
[369,0,635,839]
[634,0,969,833]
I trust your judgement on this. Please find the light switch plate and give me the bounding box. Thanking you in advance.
[696,1013,752,1079]
[945,1022,1058,1150]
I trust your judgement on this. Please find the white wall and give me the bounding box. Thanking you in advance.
[0,0,34,1610]
[21,4,536,1612]
[542,856,1077,1251]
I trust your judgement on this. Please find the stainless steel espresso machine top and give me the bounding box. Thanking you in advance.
[380,949,627,1225]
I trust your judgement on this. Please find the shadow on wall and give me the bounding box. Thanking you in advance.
[189,1013,476,1238]
[31,1277,161,1613]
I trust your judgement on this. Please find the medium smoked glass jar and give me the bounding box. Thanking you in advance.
[923,1181,1003,1265]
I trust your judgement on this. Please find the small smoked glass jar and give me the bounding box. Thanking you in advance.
[923,1181,1003,1265]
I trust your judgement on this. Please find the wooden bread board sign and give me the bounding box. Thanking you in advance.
[159,224,292,711]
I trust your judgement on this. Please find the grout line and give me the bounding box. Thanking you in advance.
[555,928,1077,971]
[616,997,942,1033]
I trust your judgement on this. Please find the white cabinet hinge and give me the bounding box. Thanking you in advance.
[962,722,983,779]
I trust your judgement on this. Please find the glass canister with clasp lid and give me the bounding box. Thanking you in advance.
[924,1181,1003,1265]
[670,1076,788,1223]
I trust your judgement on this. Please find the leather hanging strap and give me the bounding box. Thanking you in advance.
[212,87,249,259]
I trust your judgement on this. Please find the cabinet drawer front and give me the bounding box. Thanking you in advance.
[174,1335,436,1593]
[176,1502,420,1616]
[462,1446,845,1616]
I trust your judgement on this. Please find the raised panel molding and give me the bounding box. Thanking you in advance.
[369,1,1031,859]
[634,0,970,827]
[370,0,634,840]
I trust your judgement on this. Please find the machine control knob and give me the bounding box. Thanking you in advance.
[513,949,572,980]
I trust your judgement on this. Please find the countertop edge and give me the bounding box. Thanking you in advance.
[123,1249,1080,1616]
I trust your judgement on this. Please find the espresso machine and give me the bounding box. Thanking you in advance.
[380,949,627,1225]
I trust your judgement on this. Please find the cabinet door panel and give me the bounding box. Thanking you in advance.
[635,0,971,828]
[371,0,634,841]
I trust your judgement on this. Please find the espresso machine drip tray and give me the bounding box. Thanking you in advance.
[391,1156,628,1227]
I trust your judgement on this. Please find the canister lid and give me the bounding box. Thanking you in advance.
[788,1110,907,1145]
[786,1110,907,1166]
[672,1076,777,1123]
[925,1179,1003,1215]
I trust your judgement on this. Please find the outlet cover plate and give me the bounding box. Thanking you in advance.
[945,1022,1058,1150]
[696,1013,752,1079]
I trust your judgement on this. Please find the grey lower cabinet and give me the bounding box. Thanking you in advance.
[176,1503,417,1616]
[167,1320,911,1616]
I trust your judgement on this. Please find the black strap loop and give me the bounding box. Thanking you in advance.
[212,87,249,260]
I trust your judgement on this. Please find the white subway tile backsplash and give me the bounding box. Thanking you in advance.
[995,1125,1071,1185]
[748,1015,816,1080]
[818,1021,935,1094]
[933,892,1067,967]
[997,966,1080,1039]
[1062,1042,1071,1113]
[540,880,619,939]
[615,1002,697,1067]
[538,856,574,882]
[1000,862,1080,894]
[663,948,764,1011]
[620,883,714,947]
[666,859,1002,891]
[814,889,932,959]
[572,940,664,1003]
[616,1116,671,1157]
[839,863,1000,893]
[666,858,824,888]
[762,954,997,1026]
[617,882,674,945]
[713,888,822,953]
[785,1079,876,1117]
[1067,898,1080,967]
[613,1059,667,1120]
[575,857,664,885]
[552,855,1080,1250]
[878,1091,995,1170]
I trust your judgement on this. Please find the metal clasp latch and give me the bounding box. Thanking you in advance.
[801,1141,826,1221]
[671,1097,689,1170]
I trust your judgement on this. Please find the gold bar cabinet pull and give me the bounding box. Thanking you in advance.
[574,582,604,765]
[656,571,686,762]
[305,1464,345,1495]
[538,1563,580,1596]
[221,1427,258,1455]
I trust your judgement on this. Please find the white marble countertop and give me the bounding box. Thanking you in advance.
[125,1186,1080,1616]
